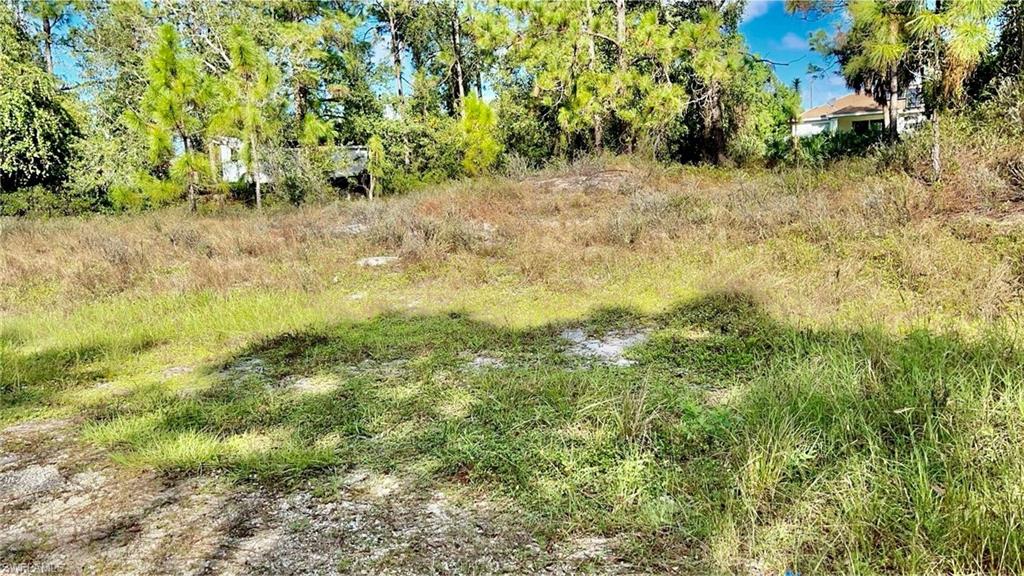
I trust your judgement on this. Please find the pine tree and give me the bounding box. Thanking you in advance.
[24,0,74,75]
[460,95,501,175]
[271,0,353,144]
[209,26,283,210]
[134,24,210,212]
[675,6,745,163]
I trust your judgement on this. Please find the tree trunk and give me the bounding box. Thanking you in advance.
[388,8,403,98]
[882,95,892,136]
[42,15,53,74]
[451,1,465,113]
[713,113,726,164]
[614,0,626,70]
[929,24,941,180]
[585,0,602,152]
[255,173,262,210]
[368,173,375,201]
[251,135,262,210]
[294,81,308,136]
[614,0,632,151]
[887,70,899,141]
[183,135,197,213]
[703,85,725,164]
[469,6,483,99]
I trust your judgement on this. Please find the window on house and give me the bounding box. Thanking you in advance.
[853,120,884,134]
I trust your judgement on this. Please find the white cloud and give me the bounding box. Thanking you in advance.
[780,32,808,51]
[742,0,771,22]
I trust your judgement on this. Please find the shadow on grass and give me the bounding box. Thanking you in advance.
[35,293,1024,572]
[1,333,161,420]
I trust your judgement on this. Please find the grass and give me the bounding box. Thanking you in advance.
[3,156,1024,572]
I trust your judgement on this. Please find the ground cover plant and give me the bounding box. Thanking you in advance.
[5,155,1024,573]
[5,0,1024,573]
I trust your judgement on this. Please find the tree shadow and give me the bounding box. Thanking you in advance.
[72,292,1024,572]
[1,334,162,419]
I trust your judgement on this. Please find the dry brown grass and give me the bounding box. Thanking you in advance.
[893,113,1024,215]
[2,155,1022,325]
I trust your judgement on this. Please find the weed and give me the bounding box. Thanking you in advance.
[5,162,1024,572]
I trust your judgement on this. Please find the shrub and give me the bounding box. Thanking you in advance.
[495,81,558,168]
[460,96,502,176]
[789,129,885,167]
[266,145,337,205]
[109,173,183,211]
[370,114,464,194]
[0,54,80,199]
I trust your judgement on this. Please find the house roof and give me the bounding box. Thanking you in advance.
[800,93,882,121]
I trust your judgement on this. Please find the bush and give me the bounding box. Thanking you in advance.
[370,114,464,194]
[265,145,338,205]
[460,96,502,176]
[787,129,885,167]
[109,173,182,211]
[979,74,1024,138]
[0,54,80,195]
[495,81,558,168]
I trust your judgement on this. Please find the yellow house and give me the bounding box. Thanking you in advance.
[792,92,924,137]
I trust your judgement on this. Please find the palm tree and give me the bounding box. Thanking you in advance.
[843,0,916,141]
[909,0,1003,178]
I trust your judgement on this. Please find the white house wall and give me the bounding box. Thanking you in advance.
[794,110,923,138]
[793,120,830,137]
[897,111,925,134]
[216,143,271,184]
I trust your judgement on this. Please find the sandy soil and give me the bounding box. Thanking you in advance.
[0,418,631,575]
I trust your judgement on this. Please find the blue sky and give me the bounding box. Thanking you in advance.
[739,0,849,109]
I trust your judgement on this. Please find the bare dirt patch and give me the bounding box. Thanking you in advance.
[532,169,639,194]
[357,255,400,267]
[0,419,631,575]
[561,327,651,366]
[460,351,506,370]
[278,374,342,396]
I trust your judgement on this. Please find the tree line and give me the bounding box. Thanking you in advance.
[0,0,1021,214]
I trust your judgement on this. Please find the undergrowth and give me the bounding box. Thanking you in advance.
[3,152,1024,573]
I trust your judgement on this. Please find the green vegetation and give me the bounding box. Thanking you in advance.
[3,0,1022,213]
[62,297,1024,572]
[2,0,805,213]
[131,24,212,212]
[5,146,1024,570]
[0,8,78,203]
[208,26,284,210]
[4,0,1024,572]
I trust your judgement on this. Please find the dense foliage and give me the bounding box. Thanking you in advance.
[0,0,1019,213]
[0,8,78,202]
[0,55,79,192]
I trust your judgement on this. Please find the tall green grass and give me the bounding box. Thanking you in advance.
[7,292,1021,573]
